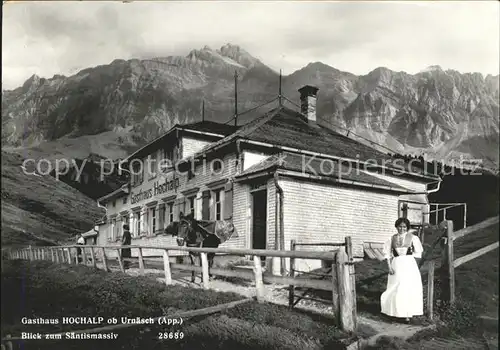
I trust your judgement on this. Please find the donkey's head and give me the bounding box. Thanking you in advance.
[176,212,200,246]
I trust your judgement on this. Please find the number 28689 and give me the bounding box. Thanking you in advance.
[158,331,184,340]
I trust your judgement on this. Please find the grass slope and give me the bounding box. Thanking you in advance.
[1,260,350,350]
[3,127,139,166]
[1,151,105,246]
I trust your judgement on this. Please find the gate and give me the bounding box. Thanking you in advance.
[288,237,355,312]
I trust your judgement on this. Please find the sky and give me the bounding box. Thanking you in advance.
[2,1,499,90]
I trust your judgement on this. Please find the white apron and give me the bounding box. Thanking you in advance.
[380,233,424,318]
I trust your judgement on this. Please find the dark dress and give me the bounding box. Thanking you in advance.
[122,230,132,258]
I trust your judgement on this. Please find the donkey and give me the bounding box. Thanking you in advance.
[165,212,221,283]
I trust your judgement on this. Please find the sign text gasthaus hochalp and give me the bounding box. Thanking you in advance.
[131,178,180,204]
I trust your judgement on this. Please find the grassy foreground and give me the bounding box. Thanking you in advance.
[1,260,351,350]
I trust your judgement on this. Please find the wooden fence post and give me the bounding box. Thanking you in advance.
[253,255,264,302]
[116,248,125,273]
[51,249,55,263]
[66,248,72,264]
[101,248,109,272]
[288,240,296,307]
[163,250,172,285]
[28,246,33,261]
[331,250,340,325]
[138,248,145,275]
[463,204,467,229]
[90,247,96,268]
[81,248,87,266]
[200,253,210,289]
[344,236,357,326]
[336,249,356,332]
[441,220,455,305]
[427,261,435,321]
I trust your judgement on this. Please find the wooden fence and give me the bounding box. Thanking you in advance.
[428,202,467,229]
[288,237,356,330]
[6,239,357,332]
[439,216,499,305]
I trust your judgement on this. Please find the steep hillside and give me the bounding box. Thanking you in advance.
[1,151,105,247]
[2,44,498,169]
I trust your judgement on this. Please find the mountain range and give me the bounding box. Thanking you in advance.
[2,43,499,169]
[2,43,499,246]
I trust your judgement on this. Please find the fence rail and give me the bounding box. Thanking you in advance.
[288,237,354,317]
[439,216,499,304]
[427,202,467,230]
[5,239,357,332]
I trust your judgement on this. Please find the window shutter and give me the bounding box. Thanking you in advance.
[174,198,185,220]
[223,182,233,220]
[202,190,211,220]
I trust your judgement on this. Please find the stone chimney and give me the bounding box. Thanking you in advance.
[298,85,319,123]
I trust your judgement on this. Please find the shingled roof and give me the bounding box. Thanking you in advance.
[189,106,439,180]
[235,151,411,192]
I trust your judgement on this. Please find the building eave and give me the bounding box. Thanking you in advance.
[236,166,415,194]
[276,169,415,194]
[97,184,129,203]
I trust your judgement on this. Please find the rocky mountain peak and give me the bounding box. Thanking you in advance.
[217,43,261,69]
[186,44,246,69]
[22,74,43,89]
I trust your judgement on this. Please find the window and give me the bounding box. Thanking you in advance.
[148,155,157,180]
[150,207,156,234]
[131,161,143,186]
[167,202,174,224]
[212,159,222,172]
[214,189,223,221]
[164,148,174,162]
[161,148,174,172]
[161,205,166,228]
[188,196,196,217]
[123,197,127,205]
[135,212,141,236]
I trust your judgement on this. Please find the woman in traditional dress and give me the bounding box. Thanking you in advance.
[380,217,424,322]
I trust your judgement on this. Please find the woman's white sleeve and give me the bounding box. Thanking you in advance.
[412,235,424,258]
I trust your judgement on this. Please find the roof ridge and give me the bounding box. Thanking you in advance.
[189,106,284,158]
